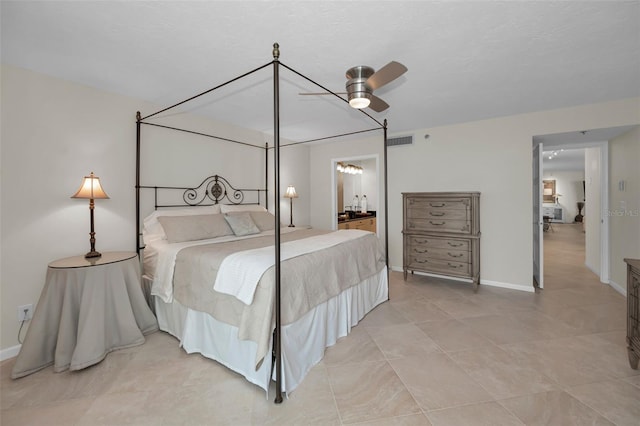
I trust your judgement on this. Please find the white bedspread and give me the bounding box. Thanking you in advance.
[213,229,370,304]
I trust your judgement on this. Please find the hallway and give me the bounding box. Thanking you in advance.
[543,222,598,290]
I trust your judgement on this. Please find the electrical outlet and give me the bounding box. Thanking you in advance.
[17,304,33,321]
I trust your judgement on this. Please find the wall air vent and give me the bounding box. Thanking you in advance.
[386,135,413,147]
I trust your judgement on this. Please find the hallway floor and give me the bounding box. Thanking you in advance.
[2,224,639,425]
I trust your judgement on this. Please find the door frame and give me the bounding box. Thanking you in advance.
[533,142,544,288]
[331,154,380,232]
[533,141,610,284]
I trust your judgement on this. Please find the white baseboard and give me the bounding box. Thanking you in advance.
[388,266,534,293]
[481,279,535,293]
[608,280,626,297]
[0,344,20,362]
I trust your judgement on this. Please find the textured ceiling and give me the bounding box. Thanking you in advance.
[2,1,639,142]
[538,124,636,171]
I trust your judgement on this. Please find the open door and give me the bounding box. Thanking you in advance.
[533,142,544,289]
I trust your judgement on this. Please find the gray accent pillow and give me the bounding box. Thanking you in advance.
[157,214,233,243]
[224,212,261,236]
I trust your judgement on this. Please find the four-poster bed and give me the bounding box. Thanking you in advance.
[136,44,390,403]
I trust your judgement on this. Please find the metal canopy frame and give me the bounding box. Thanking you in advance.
[135,43,389,404]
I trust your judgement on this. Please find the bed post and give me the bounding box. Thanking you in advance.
[265,142,269,209]
[136,111,142,255]
[383,119,389,279]
[272,43,284,404]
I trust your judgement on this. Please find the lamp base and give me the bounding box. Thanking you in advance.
[288,224,295,228]
[85,250,102,259]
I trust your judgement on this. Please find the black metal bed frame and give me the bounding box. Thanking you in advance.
[135,43,389,404]
[138,174,266,210]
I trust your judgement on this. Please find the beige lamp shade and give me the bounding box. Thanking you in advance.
[71,172,109,199]
[284,185,298,199]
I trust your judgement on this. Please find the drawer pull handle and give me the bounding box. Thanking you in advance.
[429,212,445,217]
[430,203,446,207]
[429,221,445,226]
[414,259,428,264]
[414,249,428,254]
[448,242,463,247]
[448,252,463,258]
[447,263,462,268]
[415,239,428,244]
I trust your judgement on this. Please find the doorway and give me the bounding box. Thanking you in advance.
[331,155,380,233]
[532,129,615,288]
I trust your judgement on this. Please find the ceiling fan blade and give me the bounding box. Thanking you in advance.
[368,94,389,112]
[366,61,408,91]
[298,92,347,96]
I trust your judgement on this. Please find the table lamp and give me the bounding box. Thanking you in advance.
[71,172,110,258]
[284,185,298,227]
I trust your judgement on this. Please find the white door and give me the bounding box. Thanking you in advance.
[533,143,544,288]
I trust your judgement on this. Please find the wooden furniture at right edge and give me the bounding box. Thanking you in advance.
[403,192,480,288]
[624,258,640,369]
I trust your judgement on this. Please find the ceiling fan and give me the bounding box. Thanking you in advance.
[300,61,408,112]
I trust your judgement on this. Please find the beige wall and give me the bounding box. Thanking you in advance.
[309,135,386,243]
[609,126,640,290]
[309,98,639,292]
[2,63,639,354]
[0,65,310,353]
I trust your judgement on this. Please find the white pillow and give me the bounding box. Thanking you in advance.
[143,205,221,242]
[223,212,261,236]
[220,204,267,214]
[249,211,277,231]
[157,214,233,243]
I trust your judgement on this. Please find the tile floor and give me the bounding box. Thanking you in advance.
[2,224,639,425]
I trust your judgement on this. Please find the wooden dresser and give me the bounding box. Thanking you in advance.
[402,192,480,287]
[624,258,640,369]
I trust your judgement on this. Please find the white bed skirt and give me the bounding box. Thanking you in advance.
[151,267,388,395]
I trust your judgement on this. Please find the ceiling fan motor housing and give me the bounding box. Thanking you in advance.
[346,65,374,106]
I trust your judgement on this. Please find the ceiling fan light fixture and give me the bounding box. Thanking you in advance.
[348,93,371,109]
[346,65,374,110]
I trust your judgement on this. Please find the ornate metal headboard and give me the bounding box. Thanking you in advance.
[137,175,266,250]
[139,174,265,209]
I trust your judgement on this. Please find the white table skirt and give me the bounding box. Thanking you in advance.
[11,253,158,379]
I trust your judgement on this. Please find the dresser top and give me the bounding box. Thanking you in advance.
[625,258,640,270]
[402,192,480,196]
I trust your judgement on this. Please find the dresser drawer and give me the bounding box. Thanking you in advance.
[409,246,470,263]
[406,255,470,276]
[409,236,469,251]
[407,207,468,221]
[409,245,470,263]
[407,197,469,211]
[407,218,471,233]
